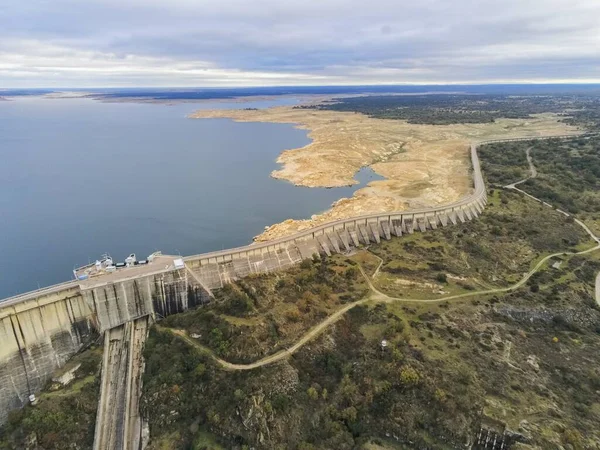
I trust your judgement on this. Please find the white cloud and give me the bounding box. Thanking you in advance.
[0,40,336,87]
[1,0,599,87]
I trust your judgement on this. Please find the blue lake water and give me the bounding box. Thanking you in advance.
[0,97,383,298]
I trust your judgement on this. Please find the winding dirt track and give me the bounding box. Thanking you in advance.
[165,229,600,371]
[162,137,600,371]
[504,146,536,188]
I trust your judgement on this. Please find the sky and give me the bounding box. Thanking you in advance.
[1,0,599,87]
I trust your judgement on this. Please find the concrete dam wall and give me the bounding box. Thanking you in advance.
[0,286,96,425]
[0,269,210,425]
[80,268,209,332]
[93,316,149,450]
[1,136,579,426]
[183,135,581,290]
[183,142,489,290]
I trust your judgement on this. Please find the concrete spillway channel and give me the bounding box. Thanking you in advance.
[93,316,149,450]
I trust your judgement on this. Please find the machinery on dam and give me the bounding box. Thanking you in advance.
[0,135,584,448]
[73,251,171,281]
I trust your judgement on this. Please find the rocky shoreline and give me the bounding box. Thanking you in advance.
[189,104,578,241]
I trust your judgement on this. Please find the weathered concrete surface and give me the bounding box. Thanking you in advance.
[0,267,210,426]
[180,141,488,289]
[0,136,581,426]
[0,287,96,425]
[93,316,149,450]
[80,268,208,332]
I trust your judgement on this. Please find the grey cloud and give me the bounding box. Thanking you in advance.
[0,0,599,86]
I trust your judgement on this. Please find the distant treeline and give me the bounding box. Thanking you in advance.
[4,83,600,100]
[302,94,600,128]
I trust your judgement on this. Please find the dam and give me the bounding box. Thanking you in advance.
[0,135,581,446]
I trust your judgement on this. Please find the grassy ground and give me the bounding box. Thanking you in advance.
[480,135,600,235]
[309,94,600,127]
[364,188,592,299]
[138,136,600,449]
[141,247,600,449]
[138,183,600,449]
[160,256,369,364]
[4,136,600,450]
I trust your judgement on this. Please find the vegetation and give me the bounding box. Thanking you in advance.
[4,135,600,449]
[141,246,600,449]
[481,135,600,233]
[478,141,530,185]
[137,135,600,449]
[301,94,600,128]
[368,188,590,299]
[160,256,369,363]
[0,348,102,450]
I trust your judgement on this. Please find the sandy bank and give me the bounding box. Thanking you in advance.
[189,106,579,241]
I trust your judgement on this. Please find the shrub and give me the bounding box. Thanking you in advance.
[434,388,447,403]
[272,394,291,412]
[300,259,313,270]
[399,367,421,386]
[307,387,319,400]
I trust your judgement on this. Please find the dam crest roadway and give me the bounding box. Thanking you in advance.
[0,134,589,449]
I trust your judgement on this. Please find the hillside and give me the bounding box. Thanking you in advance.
[3,129,600,450]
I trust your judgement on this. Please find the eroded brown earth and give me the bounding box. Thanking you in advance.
[189,106,578,241]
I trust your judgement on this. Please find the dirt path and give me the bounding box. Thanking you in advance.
[503,145,600,245]
[370,253,384,279]
[163,236,600,371]
[162,140,600,371]
[160,299,370,371]
[504,146,536,188]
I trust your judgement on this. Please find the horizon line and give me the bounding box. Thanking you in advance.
[3,81,600,91]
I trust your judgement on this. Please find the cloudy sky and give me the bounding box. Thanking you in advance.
[1,0,599,87]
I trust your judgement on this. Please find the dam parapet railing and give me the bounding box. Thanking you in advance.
[0,133,589,427]
[182,134,584,269]
[183,142,485,267]
[0,132,591,308]
[0,280,79,309]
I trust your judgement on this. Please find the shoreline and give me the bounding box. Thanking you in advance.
[190,104,579,241]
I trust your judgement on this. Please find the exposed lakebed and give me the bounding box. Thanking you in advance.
[0,96,383,298]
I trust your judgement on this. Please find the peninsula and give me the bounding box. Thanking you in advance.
[190,102,578,240]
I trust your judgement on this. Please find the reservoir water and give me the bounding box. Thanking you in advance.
[0,97,383,298]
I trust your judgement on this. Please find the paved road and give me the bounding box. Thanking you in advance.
[0,133,586,307]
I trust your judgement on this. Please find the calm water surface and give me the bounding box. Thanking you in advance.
[0,97,383,298]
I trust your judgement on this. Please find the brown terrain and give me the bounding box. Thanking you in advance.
[189,105,578,241]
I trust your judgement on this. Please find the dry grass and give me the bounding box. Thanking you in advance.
[190,106,578,240]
